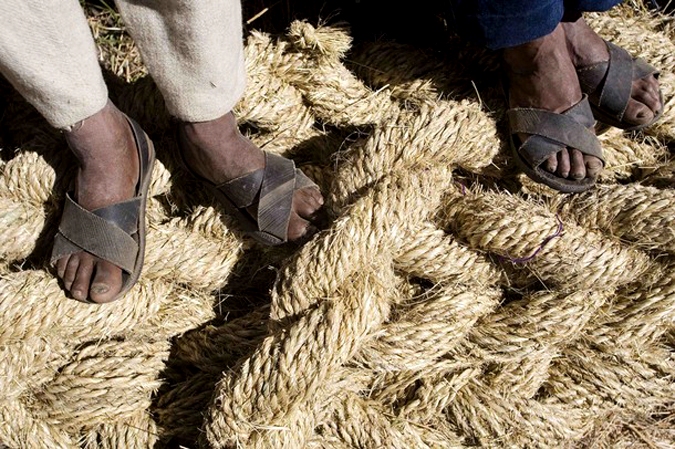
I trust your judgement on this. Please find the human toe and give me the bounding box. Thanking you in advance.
[89,260,124,303]
[544,153,558,174]
[56,256,69,280]
[293,187,324,220]
[638,78,662,112]
[584,155,603,178]
[63,254,81,291]
[569,149,587,180]
[624,98,655,126]
[556,148,571,178]
[70,254,96,302]
[286,213,316,242]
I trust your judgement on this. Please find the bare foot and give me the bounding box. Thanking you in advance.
[55,101,139,303]
[562,17,662,127]
[503,23,603,181]
[177,112,324,242]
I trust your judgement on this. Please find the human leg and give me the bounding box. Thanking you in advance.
[115,0,324,243]
[0,0,150,302]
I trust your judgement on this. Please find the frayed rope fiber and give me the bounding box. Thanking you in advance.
[1,4,675,448]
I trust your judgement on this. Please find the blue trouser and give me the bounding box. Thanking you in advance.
[448,1,623,49]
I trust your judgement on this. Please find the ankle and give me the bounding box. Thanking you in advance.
[65,101,136,167]
[179,112,240,151]
[178,112,266,184]
[560,18,608,67]
[503,37,563,75]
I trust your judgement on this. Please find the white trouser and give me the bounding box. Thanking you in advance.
[0,0,246,129]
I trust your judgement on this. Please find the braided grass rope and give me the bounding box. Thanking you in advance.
[1,3,675,448]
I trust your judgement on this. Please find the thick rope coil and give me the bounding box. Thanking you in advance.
[316,390,465,449]
[203,266,395,448]
[356,285,502,372]
[460,289,612,365]
[143,212,243,291]
[272,167,452,323]
[448,380,588,448]
[287,21,353,60]
[154,372,220,444]
[546,343,675,414]
[82,410,158,449]
[30,339,170,432]
[147,158,173,198]
[384,289,609,423]
[444,190,652,290]
[0,400,77,449]
[394,223,502,286]
[0,196,46,265]
[0,338,71,402]
[237,31,317,149]
[279,23,397,127]
[0,270,173,345]
[579,258,675,352]
[561,184,675,253]
[0,151,57,206]
[169,306,270,374]
[348,41,458,104]
[597,129,670,181]
[328,100,499,212]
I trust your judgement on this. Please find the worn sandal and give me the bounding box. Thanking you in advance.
[177,131,320,246]
[577,41,663,131]
[508,94,605,193]
[51,116,155,302]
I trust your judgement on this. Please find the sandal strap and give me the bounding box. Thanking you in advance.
[597,41,634,122]
[219,168,265,209]
[217,152,297,242]
[256,153,296,241]
[577,41,659,123]
[508,96,603,168]
[51,193,139,273]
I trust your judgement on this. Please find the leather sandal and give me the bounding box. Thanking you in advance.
[508,95,604,193]
[51,116,156,303]
[176,129,320,246]
[577,41,663,131]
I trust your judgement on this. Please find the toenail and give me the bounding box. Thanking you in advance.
[92,285,109,295]
[72,289,85,300]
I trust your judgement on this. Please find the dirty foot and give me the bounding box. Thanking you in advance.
[563,16,662,128]
[55,101,139,303]
[177,112,324,243]
[504,23,603,181]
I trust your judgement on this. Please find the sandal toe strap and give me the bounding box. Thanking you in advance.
[597,41,634,121]
[218,152,297,242]
[578,41,660,123]
[51,193,139,273]
[257,153,296,241]
[508,96,603,168]
[219,168,264,209]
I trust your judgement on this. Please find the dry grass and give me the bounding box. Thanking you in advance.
[83,1,146,83]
